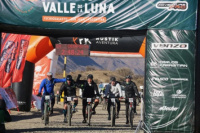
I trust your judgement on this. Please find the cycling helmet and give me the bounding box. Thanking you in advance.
[87,74,93,79]
[125,75,132,79]
[110,77,116,81]
[47,72,53,76]
[66,75,72,81]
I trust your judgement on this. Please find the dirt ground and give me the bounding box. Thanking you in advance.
[5,99,144,133]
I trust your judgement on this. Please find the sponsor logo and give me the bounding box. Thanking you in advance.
[151,77,169,81]
[150,61,188,68]
[156,1,188,11]
[35,66,42,72]
[152,43,188,49]
[73,37,91,45]
[17,101,26,105]
[96,37,119,45]
[11,0,37,14]
[42,2,115,14]
[152,89,164,97]
[159,106,178,111]
[172,90,186,99]
[170,78,188,81]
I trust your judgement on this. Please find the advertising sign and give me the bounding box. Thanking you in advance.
[0,0,197,30]
[145,30,195,132]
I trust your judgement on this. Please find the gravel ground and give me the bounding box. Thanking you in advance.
[5,99,144,133]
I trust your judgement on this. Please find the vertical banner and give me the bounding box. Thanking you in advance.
[32,56,51,95]
[145,30,195,132]
[12,35,31,82]
[0,33,30,87]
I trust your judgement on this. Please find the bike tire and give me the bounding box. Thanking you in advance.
[44,103,49,126]
[68,104,71,126]
[111,105,115,127]
[129,107,134,129]
[87,105,92,126]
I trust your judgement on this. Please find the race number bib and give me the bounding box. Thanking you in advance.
[111,98,115,103]
[87,98,92,102]
[129,98,133,102]
[45,95,50,100]
[67,97,72,101]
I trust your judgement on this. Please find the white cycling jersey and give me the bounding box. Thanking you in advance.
[109,83,122,98]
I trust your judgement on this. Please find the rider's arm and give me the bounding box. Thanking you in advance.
[76,75,86,85]
[38,79,45,93]
[54,78,66,83]
[59,83,65,96]
[94,84,100,96]
[116,83,122,97]
[133,82,140,98]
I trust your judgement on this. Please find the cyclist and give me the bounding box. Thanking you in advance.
[104,77,122,120]
[37,72,66,120]
[122,75,140,124]
[59,75,78,123]
[76,74,100,123]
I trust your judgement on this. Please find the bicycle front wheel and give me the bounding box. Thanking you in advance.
[68,104,72,126]
[87,105,92,126]
[44,103,49,126]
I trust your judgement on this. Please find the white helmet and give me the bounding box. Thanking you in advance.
[47,72,53,76]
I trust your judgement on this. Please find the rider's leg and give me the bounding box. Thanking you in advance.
[116,99,120,118]
[116,99,120,114]
[125,99,129,124]
[73,99,78,109]
[50,96,55,114]
[134,99,137,113]
[107,99,111,120]
[92,99,99,113]
[82,99,87,122]
[63,103,67,117]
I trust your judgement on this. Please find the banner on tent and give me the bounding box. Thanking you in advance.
[0,0,197,30]
[54,35,146,57]
[145,30,195,132]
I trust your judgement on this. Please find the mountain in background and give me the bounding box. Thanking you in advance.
[56,56,145,75]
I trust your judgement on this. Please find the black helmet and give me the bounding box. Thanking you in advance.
[110,77,116,81]
[125,75,132,79]
[87,74,93,79]
[66,75,72,81]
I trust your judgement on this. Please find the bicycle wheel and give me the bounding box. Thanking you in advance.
[44,103,49,125]
[111,106,115,127]
[67,104,72,126]
[129,107,134,129]
[87,105,92,126]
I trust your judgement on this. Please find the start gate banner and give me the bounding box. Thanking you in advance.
[0,0,197,30]
[145,30,195,132]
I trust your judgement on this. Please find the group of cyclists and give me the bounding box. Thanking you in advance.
[37,72,141,124]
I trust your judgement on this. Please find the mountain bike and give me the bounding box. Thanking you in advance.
[83,97,99,126]
[44,95,52,126]
[62,96,77,126]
